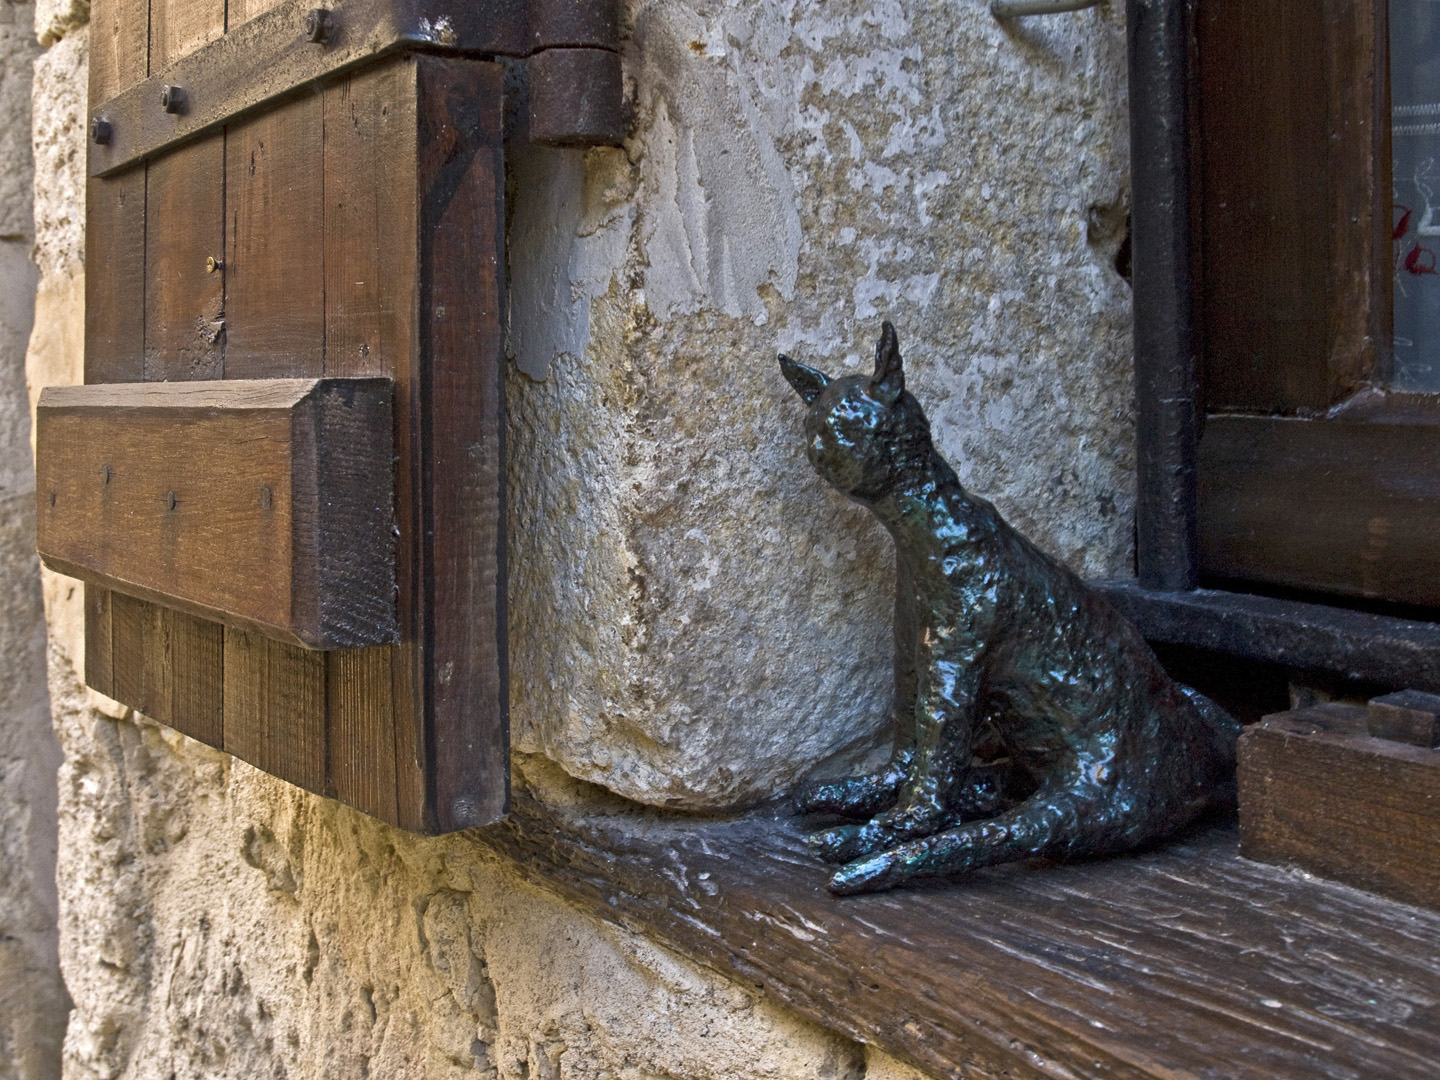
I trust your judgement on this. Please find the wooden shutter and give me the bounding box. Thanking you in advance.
[37,0,622,832]
[1190,0,1440,610]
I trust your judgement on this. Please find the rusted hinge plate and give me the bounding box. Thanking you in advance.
[88,0,620,177]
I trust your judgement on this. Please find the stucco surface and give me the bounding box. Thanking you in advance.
[507,0,1135,808]
[1,2,68,1076]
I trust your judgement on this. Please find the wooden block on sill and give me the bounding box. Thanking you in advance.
[1369,689,1440,747]
[1238,703,1440,911]
[35,378,397,650]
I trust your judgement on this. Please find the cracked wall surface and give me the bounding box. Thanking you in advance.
[27,0,1133,1076]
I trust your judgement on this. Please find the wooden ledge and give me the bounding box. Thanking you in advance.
[1094,578,1440,692]
[479,760,1440,1080]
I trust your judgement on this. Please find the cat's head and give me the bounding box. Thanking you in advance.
[778,322,930,501]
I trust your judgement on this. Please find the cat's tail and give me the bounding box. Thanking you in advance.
[1178,684,1242,806]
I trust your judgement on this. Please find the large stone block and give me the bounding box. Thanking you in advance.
[506,0,1135,808]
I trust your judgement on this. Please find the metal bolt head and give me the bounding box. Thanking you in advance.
[304,8,332,43]
[160,85,185,114]
[206,256,221,274]
[90,116,113,145]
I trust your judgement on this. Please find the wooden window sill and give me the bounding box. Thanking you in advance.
[480,758,1440,1080]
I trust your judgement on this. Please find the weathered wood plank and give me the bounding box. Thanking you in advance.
[326,648,398,823]
[323,58,419,829]
[36,379,397,649]
[1240,704,1440,913]
[480,761,1440,1080]
[84,586,114,699]
[223,93,326,377]
[87,0,539,177]
[1197,415,1440,608]
[414,57,508,830]
[107,592,224,744]
[223,628,327,794]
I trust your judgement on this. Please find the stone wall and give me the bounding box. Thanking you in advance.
[25,0,1134,1076]
[507,0,1134,808]
[0,1,68,1077]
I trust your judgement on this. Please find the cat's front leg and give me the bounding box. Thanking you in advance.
[810,656,984,863]
[795,558,922,821]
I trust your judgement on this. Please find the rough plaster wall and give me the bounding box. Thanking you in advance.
[28,11,941,1080]
[507,0,1136,808]
[0,1,68,1076]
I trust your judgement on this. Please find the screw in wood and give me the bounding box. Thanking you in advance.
[48,491,56,508]
[160,85,185,114]
[304,8,332,43]
[206,256,222,274]
[165,491,178,511]
[100,464,112,485]
[90,117,113,145]
[259,486,273,510]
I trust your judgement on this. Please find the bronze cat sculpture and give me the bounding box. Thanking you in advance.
[780,323,1240,895]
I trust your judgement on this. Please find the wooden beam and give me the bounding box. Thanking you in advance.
[1094,578,1440,691]
[36,379,397,650]
[84,0,627,176]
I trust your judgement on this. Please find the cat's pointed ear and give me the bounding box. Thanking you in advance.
[779,354,832,404]
[871,321,904,406]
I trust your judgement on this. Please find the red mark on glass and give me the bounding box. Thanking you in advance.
[1405,243,1437,275]
[1394,204,1414,241]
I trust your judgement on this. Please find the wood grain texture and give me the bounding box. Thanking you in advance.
[37,380,396,649]
[414,57,508,830]
[1195,0,1387,414]
[482,764,1440,1080]
[323,58,420,829]
[223,627,326,793]
[1239,704,1440,913]
[143,141,226,381]
[86,0,147,385]
[1197,414,1440,608]
[84,585,114,699]
[224,93,325,377]
[87,0,532,177]
[108,592,224,745]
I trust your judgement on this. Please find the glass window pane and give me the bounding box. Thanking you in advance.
[1391,0,1440,390]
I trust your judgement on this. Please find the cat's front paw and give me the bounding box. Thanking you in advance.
[807,803,955,864]
[828,850,905,895]
[794,753,911,820]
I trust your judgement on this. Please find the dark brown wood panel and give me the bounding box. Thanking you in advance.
[1198,414,1440,608]
[1196,0,1387,414]
[323,59,421,829]
[481,765,1440,1080]
[36,380,396,649]
[224,95,326,377]
[143,142,226,381]
[87,0,534,178]
[108,592,224,745]
[223,628,326,793]
[84,586,114,699]
[1239,704,1440,912]
[327,648,398,822]
[415,57,508,830]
